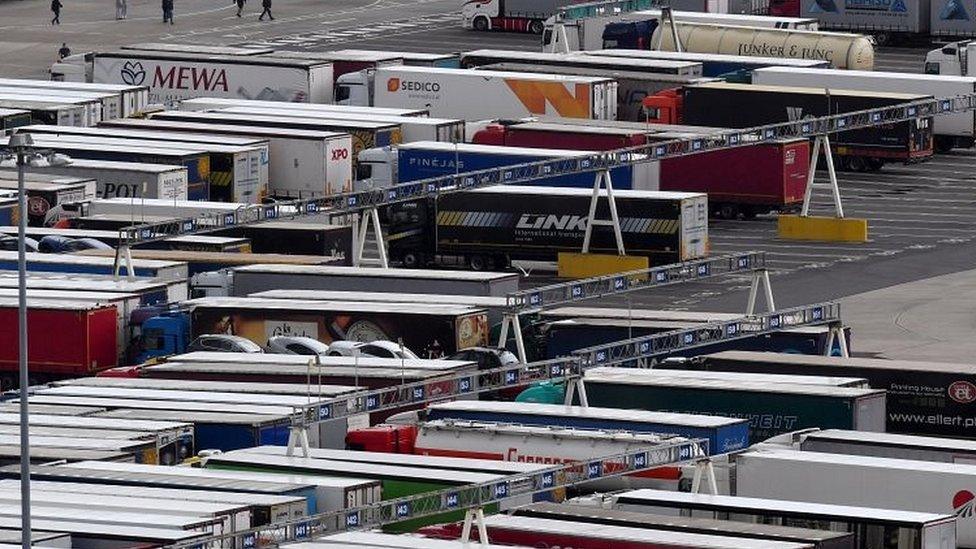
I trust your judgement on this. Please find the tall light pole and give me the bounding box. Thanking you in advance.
[2,131,70,549]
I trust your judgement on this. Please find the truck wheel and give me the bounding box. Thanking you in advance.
[867,158,885,171]
[846,156,868,172]
[718,204,740,220]
[468,255,488,271]
[473,16,489,31]
[402,252,422,268]
[935,137,955,154]
[492,254,511,269]
[872,32,891,46]
[528,19,544,34]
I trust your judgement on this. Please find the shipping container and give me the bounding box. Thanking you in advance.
[425,401,750,454]
[0,298,117,388]
[511,502,855,549]
[384,185,708,268]
[18,129,267,203]
[203,449,509,532]
[4,478,307,525]
[100,117,353,198]
[659,81,933,170]
[178,96,429,116]
[228,264,520,297]
[12,158,188,200]
[184,296,490,357]
[0,172,95,227]
[734,449,976,546]
[795,429,976,464]
[695,351,976,438]
[0,99,85,126]
[0,250,187,280]
[92,50,334,104]
[11,135,211,200]
[369,66,619,121]
[211,220,353,259]
[149,110,401,176]
[0,108,29,132]
[751,66,976,151]
[612,489,957,549]
[214,106,464,145]
[584,49,832,77]
[461,49,703,76]
[583,368,886,442]
[0,77,149,117]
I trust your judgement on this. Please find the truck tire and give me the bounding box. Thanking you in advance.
[402,252,423,268]
[935,136,956,154]
[846,156,868,172]
[717,204,740,220]
[473,16,489,31]
[528,19,544,34]
[468,254,488,271]
[492,254,511,270]
[867,158,885,171]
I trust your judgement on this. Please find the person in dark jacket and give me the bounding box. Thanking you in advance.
[235,0,245,17]
[51,0,62,25]
[258,0,273,20]
[161,0,173,23]
[57,42,71,60]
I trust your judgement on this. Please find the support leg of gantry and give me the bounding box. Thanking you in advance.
[745,268,776,315]
[564,377,589,407]
[582,169,624,255]
[354,207,389,268]
[497,313,528,364]
[460,508,488,544]
[824,322,850,358]
[112,244,136,281]
[802,135,844,219]
[690,459,719,495]
[286,425,310,458]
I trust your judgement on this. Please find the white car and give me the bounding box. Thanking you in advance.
[327,340,419,359]
[266,336,330,356]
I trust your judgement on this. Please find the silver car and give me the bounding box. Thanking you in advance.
[266,336,330,356]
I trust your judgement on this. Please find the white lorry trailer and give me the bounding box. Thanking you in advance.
[734,448,976,547]
[752,66,976,151]
[76,51,334,105]
[925,40,976,76]
[12,158,188,200]
[0,78,149,117]
[337,66,618,121]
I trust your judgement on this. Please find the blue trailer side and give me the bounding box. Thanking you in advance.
[426,402,750,454]
[395,142,639,189]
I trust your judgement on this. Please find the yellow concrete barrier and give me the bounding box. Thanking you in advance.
[778,215,868,243]
[557,253,649,279]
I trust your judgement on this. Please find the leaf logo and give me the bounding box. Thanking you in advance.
[387,78,401,92]
[120,61,146,86]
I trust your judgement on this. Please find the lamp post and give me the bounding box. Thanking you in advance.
[1,131,71,549]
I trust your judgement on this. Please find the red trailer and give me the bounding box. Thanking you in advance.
[0,299,118,389]
[472,122,651,150]
[660,139,809,219]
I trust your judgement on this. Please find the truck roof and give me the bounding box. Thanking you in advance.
[421,419,683,444]
[615,488,955,525]
[146,361,464,379]
[33,384,346,409]
[233,263,518,282]
[0,226,244,246]
[704,350,976,374]
[470,185,705,201]
[0,297,115,312]
[18,157,185,172]
[584,369,885,398]
[462,49,701,71]
[165,350,474,370]
[0,99,82,110]
[21,132,264,154]
[77,249,340,266]
[0,412,189,433]
[54,376,359,396]
[499,121,656,137]
[99,49,333,68]
[185,295,487,316]
[803,429,976,453]
[0,513,209,543]
[93,407,295,426]
[741,447,976,475]
[0,250,184,270]
[585,366,867,388]
[479,62,711,84]
[154,110,401,130]
[107,117,348,140]
[0,176,93,192]
[0,272,173,293]
[0,108,29,116]
[22,125,270,147]
[248,289,508,309]
[177,97,428,116]
[0,77,147,93]
[14,136,208,156]
[542,307,740,321]
[689,81,932,100]
[25,394,294,416]
[216,106,462,127]
[379,65,615,84]
[9,478,306,506]
[753,65,976,85]
[0,288,139,303]
[429,401,747,428]
[398,140,593,157]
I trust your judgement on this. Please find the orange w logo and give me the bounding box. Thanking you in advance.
[504,80,591,118]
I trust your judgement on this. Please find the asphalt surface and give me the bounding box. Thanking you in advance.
[1,0,973,355]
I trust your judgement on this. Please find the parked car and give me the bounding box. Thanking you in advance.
[446,346,522,400]
[266,335,330,356]
[0,235,39,253]
[38,235,111,253]
[187,334,263,353]
[327,340,419,359]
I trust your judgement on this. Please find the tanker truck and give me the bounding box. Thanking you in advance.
[653,22,875,70]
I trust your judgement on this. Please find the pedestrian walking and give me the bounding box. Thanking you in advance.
[258,0,273,20]
[161,0,173,24]
[116,0,127,20]
[50,0,62,25]
[57,42,71,60]
[235,0,245,17]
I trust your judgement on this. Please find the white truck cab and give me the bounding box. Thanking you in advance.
[355,146,398,190]
[334,70,374,106]
[462,0,498,31]
[926,40,976,76]
[50,52,94,82]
